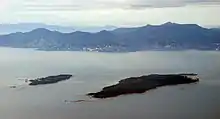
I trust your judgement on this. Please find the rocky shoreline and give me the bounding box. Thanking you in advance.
[87,74,199,98]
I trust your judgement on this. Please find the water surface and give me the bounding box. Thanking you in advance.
[0,48,219,119]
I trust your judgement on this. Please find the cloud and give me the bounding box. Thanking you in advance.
[19,0,220,11]
[125,0,220,9]
[24,4,80,11]
[0,0,220,27]
[1,0,220,12]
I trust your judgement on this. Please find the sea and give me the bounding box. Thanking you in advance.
[0,47,219,119]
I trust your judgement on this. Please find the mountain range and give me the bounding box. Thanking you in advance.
[0,23,117,34]
[0,23,74,34]
[0,22,220,52]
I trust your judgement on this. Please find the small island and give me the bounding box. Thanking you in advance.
[87,74,199,98]
[29,74,72,86]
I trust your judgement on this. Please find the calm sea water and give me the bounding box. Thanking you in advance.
[0,47,219,119]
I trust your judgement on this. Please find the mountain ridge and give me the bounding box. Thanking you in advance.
[0,23,118,35]
[0,22,220,52]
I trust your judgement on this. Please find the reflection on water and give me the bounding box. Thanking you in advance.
[0,47,219,119]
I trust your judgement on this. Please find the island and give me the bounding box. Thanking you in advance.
[29,74,72,86]
[87,74,199,98]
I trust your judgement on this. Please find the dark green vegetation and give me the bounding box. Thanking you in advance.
[87,74,199,98]
[29,74,72,86]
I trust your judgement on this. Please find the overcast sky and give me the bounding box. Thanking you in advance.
[0,0,219,27]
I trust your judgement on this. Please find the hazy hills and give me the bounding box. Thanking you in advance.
[0,23,75,34]
[0,23,117,34]
[0,22,220,52]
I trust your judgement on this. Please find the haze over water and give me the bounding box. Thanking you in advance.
[0,47,219,119]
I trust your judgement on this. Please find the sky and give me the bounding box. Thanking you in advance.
[0,0,220,27]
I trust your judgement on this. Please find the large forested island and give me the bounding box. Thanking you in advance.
[87,74,199,98]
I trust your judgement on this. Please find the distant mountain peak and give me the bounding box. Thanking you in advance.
[98,30,109,33]
[163,22,176,25]
[142,22,178,28]
[162,22,202,28]
[30,28,52,33]
[73,31,90,34]
[0,23,75,35]
[96,30,114,36]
